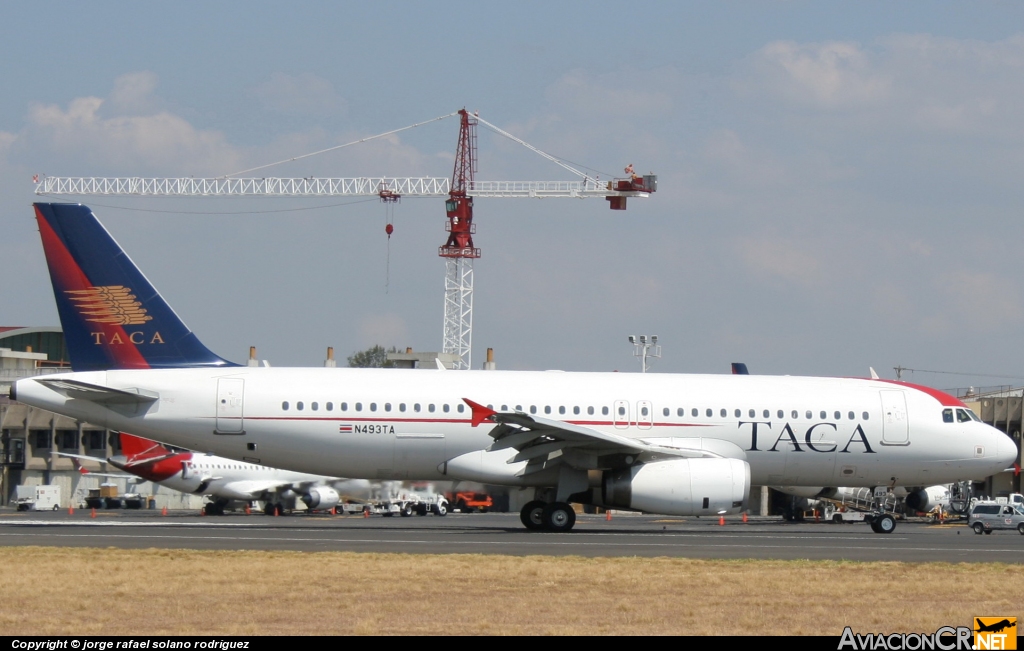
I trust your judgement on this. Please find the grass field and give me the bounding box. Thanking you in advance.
[0,547,1020,635]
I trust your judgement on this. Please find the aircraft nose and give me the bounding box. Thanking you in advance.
[994,429,1019,469]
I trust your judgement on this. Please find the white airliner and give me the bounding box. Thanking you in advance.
[11,204,1018,533]
[61,432,370,515]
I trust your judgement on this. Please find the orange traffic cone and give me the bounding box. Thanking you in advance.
[68,505,74,515]
[245,504,251,515]
[719,515,725,526]
[161,506,168,516]
[363,508,370,518]
[815,510,820,523]
[90,508,96,518]
[200,507,205,516]
[605,509,612,521]
[274,506,279,516]
[742,512,748,523]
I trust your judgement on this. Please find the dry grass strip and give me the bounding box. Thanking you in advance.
[0,547,1020,635]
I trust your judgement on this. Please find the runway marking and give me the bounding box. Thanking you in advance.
[0,531,1018,554]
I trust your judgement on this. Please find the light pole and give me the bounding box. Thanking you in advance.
[629,335,661,373]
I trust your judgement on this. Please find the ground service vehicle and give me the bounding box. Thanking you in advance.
[968,501,1024,535]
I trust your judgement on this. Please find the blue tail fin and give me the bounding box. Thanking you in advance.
[33,203,236,371]
[731,363,749,375]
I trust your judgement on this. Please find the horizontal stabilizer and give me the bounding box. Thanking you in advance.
[37,378,158,405]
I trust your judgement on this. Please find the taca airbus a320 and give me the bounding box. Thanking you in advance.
[12,203,1017,532]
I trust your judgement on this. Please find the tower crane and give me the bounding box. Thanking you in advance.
[34,109,657,369]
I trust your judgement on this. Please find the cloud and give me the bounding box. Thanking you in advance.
[252,72,347,117]
[746,40,891,109]
[736,235,825,288]
[107,71,161,116]
[20,73,243,176]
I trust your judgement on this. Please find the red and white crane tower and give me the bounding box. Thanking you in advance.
[34,109,657,369]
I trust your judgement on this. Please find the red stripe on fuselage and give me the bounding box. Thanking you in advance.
[866,378,966,407]
[35,207,150,370]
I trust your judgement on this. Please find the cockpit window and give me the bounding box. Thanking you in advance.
[942,408,954,423]
[956,409,973,423]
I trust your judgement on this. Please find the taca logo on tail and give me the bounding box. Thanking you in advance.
[33,203,236,371]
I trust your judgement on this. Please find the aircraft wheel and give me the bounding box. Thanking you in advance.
[874,514,896,534]
[973,522,985,535]
[543,502,576,532]
[400,504,413,517]
[520,500,547,531]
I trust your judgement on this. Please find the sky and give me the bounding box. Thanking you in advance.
[3,2,1024,389]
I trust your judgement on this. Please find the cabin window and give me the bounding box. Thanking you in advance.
[619,406,627,416]
[501,405,509,411]
[384,403,392,412]
[282,401,289,411]
[664,408,670,417]
[297,402,304,411]
[428,404,435,413]
[326,402,333,411]
[575,406,581,415]
[602,406,609,416]
[848,411,855,420]
[677,408,684,417]
[791,410,798,419]
[399,403,406,412]
[457,404,465,413]
[642,406,650,417]
[558,406,566,415]
[748,409,755,418]
[370,403,377,412]
[545,406,552,414]
[530,406,537,414]
[414,403,421,412]
[834,411,841,420]
[734,409,741,418]
[820,411,826,419]
[355,402,363,412]
[763,410,770,419]
[443,404,450,413]
[777,410,783,419]
[516,405,523,412]
[862,412,870,420]
[311,402,319,411]
[692,408,698,417]
[341,402,348,411]
[719,409,726,418]
[706,408,712,417]
[806,410,812,419]
[589,407,595,416]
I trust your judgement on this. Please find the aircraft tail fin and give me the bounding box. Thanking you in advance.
[33,203,235,371]
[731,363,749,375]
[119,433,171,464]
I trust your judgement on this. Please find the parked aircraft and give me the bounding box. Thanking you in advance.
[12,204,1018,532]
[60,432,370,515]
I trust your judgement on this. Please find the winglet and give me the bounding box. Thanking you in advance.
[463,398,496,427]
[869,367,880,379]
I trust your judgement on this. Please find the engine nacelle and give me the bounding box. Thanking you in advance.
[603,458,750,516]
[301,486,340,510]
[904,485,950,513]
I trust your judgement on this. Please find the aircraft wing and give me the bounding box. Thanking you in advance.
[36,378,158,406]
[212,480,289,501]
[55,452,137,480]
[463,399,746,472]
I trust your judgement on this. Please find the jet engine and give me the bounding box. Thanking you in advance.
[904,485,950,513]
[301,486,341,510]
[602,457,750,516]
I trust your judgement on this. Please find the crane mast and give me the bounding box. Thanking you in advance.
[33,110,656,369]
[439,110,479,369]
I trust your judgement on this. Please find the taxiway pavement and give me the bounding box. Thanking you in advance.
[0,510,1018,562]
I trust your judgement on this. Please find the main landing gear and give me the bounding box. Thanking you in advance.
[865,512,896,534]
[520,500,576,532]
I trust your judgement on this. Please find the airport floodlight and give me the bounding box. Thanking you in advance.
[629,334,662,373]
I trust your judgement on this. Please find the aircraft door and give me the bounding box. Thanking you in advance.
[880,390,909,445]
[636,401,653,430]
[215,378,245,434]
[613,400,630,429]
